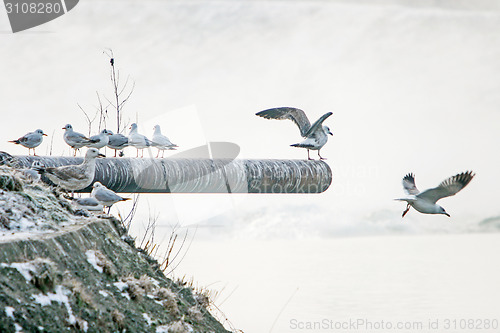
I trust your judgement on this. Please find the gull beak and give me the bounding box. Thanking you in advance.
[328,131,333,136]
[98,153,106,158]
[42,133,48,136]
[445,212,450,217]
[62,127,66,130]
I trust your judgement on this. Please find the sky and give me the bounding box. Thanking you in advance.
[1,0,500,238]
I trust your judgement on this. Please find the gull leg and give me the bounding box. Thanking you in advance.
[114,150,117,157]
[402,203,411,218]
[162,150,165,158]
[307,149,312,160]
[136,149,139,158]
[318,150,326,160]
[107,206,111,214]
[33,148,37,156]
[156,149,160,159]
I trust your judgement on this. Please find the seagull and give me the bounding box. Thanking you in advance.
[151,125,178,158]
[9,129,47,156]
[86,129,112,150]
[396,171,475,218]
[107,131,129,157]
[91,181,131,213]
[256,107,333,160]
[34,148,105,194]
[128,123,152,158]
[71,197,104,212]
[63,124,98,156]
[18,161,44,182]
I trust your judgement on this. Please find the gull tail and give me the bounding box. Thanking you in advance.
[121,198,132,202]
[290,143,314,149]
[8,140,20,144]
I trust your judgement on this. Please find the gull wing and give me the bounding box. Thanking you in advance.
[417,171,475,204]
[256,107,311,137]
[402,173,420,195]
[45,166,88,181]
[304,112,333,137]
[94,188,123,203]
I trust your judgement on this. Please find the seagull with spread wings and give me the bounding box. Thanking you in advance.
[396,171,475,218]
[256,107,333,160]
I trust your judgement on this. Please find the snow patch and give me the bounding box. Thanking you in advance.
[85,250,103,273]
[98,290,110,297]
[5,306,15,318]
[143,313,153,325]
[113,281,127,291]
[32,285,76,325]
[1,262,36,281]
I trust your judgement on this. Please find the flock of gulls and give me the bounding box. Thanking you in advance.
[7,107,475,218]
[8,123,176,213]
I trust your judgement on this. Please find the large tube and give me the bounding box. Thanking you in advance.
[0,152,332,194]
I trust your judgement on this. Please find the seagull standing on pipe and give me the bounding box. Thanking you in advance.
[151,125,178,158]
[86,129,112,150]
[256,107,333,160]
[62,124,98,156]
[106,131,129,157]
[395,171,475,218]
[34,148,105,194]
[128,123,151,158]
[9,129,47,156]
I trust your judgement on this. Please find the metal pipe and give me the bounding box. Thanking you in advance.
[0,152,332,194]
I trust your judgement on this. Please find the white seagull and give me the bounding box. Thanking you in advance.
[63,124,97,156]
[86,129,112,150]
[128,123,152,158]
[256,107,333,160]
[35,148,105,193]
[9,129,47,156]
[107,131,129,157]
[396,171,475,218]
[151,125,178,158]
[91,181,131,213]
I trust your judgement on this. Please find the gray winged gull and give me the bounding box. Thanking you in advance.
[72,197,104,212]
[396,171,475,218]
[19,161,43,182]
[151,125,178,158]
[35,148,105,193]
[256,107,333,160]
[9,129,47,156]
[86,129,112,150]
[106,131,129,157]
[128,123,152,158]
[91,181,131,213]
[63,124,98,156]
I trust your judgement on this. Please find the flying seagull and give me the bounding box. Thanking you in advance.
[9,129,47,156]
[63,124,97,156]
[106,131,129,157]
[396,171,475,218]
[128,123,152,158]
[35,148,105,194]
[151,125,178,158]
[256,107,333,160]
[91,181,131,213]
